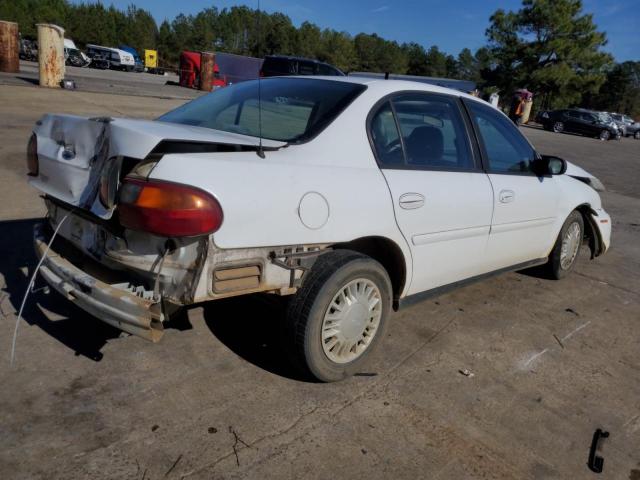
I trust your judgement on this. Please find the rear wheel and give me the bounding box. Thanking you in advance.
[635,131,640,140]
[599,129,610,141]
[553,121,564,133]
[545,211,584,280]
[285,250,392,382]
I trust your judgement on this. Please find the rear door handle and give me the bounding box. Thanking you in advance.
[399,193,425,210]
[499,190,515,203]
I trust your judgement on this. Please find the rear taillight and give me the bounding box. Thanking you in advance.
[118,178,223,237]
[27,133,38,176]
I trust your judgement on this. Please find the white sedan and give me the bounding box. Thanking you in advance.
[28,76,611,381]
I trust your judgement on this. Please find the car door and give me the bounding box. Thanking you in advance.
[563,110,583,133]
[370,93,494,295]
[464,99,560,268]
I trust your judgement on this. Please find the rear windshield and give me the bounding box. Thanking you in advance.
[157,78,366,143]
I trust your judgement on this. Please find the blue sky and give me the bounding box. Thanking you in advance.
[74,0,639,61]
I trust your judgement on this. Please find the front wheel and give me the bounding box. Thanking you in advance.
[545,211,585,280]
[553,121,564,133]
[635,131,640,140]
[285,250,392,382]
[599,129,611,141]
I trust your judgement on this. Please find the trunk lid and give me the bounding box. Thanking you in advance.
[30,114,285,219]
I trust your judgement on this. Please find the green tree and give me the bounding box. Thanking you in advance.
[585,61,640,117]
[319,30,356,72]
[456,48,479,81]
[485,0,612,108]
[353,33,407,74]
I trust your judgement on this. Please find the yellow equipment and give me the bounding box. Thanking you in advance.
[144,49,158,69]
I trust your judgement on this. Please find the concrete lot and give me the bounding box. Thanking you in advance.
[0,61,202,101]
[0,82,639,480]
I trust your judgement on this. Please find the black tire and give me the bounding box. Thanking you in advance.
[285,250,392,382]
[599,129,610,141]
[553,121,564,133]
[545,211,584,280]
[635,131,640,140]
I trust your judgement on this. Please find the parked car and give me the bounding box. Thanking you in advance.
[27,77,611,381]
[540,108,620,140]
[610,113,640,139]
[19,38,38,62]
[260,55,345,77]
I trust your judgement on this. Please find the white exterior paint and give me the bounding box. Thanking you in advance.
[30,77,611,305]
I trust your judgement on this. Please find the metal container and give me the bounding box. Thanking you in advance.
[199,51,215,92]
[36,23,65,88]
[0,20,19,73]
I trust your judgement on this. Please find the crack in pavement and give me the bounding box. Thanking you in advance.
[575,272,640,297]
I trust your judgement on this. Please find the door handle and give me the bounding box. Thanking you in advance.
[399,193,425,210]
[499,190,515,203]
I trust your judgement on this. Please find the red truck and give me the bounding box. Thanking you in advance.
[179,51,263,90]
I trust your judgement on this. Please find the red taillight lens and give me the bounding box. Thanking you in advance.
[27,133,38,176]
[118,178,223,237]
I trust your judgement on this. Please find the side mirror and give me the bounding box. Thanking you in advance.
[533,155,567,176]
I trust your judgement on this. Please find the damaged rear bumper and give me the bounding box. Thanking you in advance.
[34,222,165,342]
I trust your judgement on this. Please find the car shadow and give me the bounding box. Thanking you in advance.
[201,294,313,382]
[0,218,128,361]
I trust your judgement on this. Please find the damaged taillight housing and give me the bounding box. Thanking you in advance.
[118,177,223,237]
[27,133,38,176]
[99,156,123,209]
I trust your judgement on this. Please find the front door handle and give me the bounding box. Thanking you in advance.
[499,189,515,203]
[399,193,425,210]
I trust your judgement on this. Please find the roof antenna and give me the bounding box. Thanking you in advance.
[256,0,265,158]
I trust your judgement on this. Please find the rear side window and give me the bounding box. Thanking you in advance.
[370,102,403,166]
[298,61,316,75]
[466,100,536,174]
[158,78,366,143]
[317,64,342,76]
[370,93,474,170]
[263,57,295,74]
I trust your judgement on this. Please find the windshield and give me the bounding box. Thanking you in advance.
[157,78,366,143]
[597,112,612,123]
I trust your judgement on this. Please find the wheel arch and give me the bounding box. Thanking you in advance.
[574,203,604,259]
[332,236,407,310]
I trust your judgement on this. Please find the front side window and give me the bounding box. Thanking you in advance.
[158,78,366,143]
[370,93,474,169]
[466,100,536,174]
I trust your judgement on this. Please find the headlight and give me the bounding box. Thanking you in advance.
[541,112,549,118]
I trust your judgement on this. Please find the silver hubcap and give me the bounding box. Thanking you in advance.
[554,122,563,132]
[600,130,609,140]
[560,222,581,270]
[321,278,382,364]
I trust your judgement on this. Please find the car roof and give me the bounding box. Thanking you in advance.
[265,55,333,65]
[269,75,484,103]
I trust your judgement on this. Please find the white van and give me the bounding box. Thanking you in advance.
[85,44,135,71]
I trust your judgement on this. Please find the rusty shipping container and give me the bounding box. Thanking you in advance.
[0,20,20,73]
